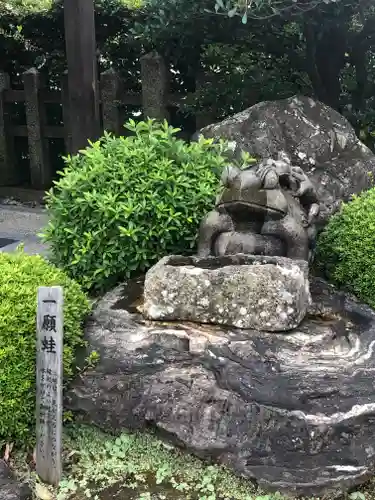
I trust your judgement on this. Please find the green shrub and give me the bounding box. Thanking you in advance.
[316,188,375,306]
[0,249,90,445]
[42,119,228,292]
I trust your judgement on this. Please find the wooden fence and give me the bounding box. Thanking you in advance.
[0,52,212,191]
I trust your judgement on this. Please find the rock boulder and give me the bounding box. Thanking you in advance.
[67,275,375,497]
[143,254,310,332]
[0,461,30,500]
[197,95,375,225]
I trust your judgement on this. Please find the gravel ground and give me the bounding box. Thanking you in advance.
[0,203,49,256]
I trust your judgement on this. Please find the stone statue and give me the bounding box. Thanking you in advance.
[197,154,320,262]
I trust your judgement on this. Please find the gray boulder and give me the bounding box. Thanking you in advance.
[197,95,375,225]
[67,276,375,497]
[143,254,310,332]
[0,461,30,500]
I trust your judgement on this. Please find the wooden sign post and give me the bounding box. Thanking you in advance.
[36,286,64,486]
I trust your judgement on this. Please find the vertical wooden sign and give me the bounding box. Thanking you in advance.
[36,286,64,486]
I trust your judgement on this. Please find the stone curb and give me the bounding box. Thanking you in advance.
[0,204,46,215]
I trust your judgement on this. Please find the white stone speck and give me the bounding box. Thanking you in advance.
[280,290,294,304]
[184,267,204,275]
[329,465,366,473]
[308,98,317,107]
[207,350,217,359]
[147,304,164,319]
[289,403,375,425]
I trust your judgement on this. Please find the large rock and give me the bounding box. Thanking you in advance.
[198,96,375,225]
[67,276,375,497]
[143,254,310,332]
[0,461,30,500]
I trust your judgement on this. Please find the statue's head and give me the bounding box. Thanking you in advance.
[216,158,292,221]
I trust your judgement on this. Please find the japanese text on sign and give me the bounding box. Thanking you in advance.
[36,286,63,486]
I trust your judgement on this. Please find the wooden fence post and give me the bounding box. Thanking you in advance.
[0,72,18,185]
[23,68,51,189]
[64,0,101,154]
[100,68,121,135]
[140,51,169,121]
[61,72,72,155]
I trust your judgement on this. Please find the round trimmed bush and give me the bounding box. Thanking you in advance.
[316,188,375,306]
[0,249,90,445]
[42,119,227,292]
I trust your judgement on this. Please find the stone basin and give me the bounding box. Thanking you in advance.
[67,276,375,497]
[143,254,310,332]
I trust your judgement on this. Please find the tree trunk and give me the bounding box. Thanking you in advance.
[304,21,347,111]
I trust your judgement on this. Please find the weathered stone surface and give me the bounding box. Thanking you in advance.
[198,157,320,263]
[197,95,375,225]
[143,254,310,332]
[0,461,30,500]
[67,276,375,497]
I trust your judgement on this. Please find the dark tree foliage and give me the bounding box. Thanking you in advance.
[0,0,143,89]
[133,0,375,145]
[1,0,375,146]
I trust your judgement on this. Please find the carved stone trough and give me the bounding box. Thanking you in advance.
[143,254,310,332]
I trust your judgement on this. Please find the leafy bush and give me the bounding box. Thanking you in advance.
[42,119,227,292]
[0,249,90,445]
[316,188,375,306]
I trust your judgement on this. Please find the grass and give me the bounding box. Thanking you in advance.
[9,423,375,500]
[12,423,262,500]
[57,424,258,500]
[10,423,375,500]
